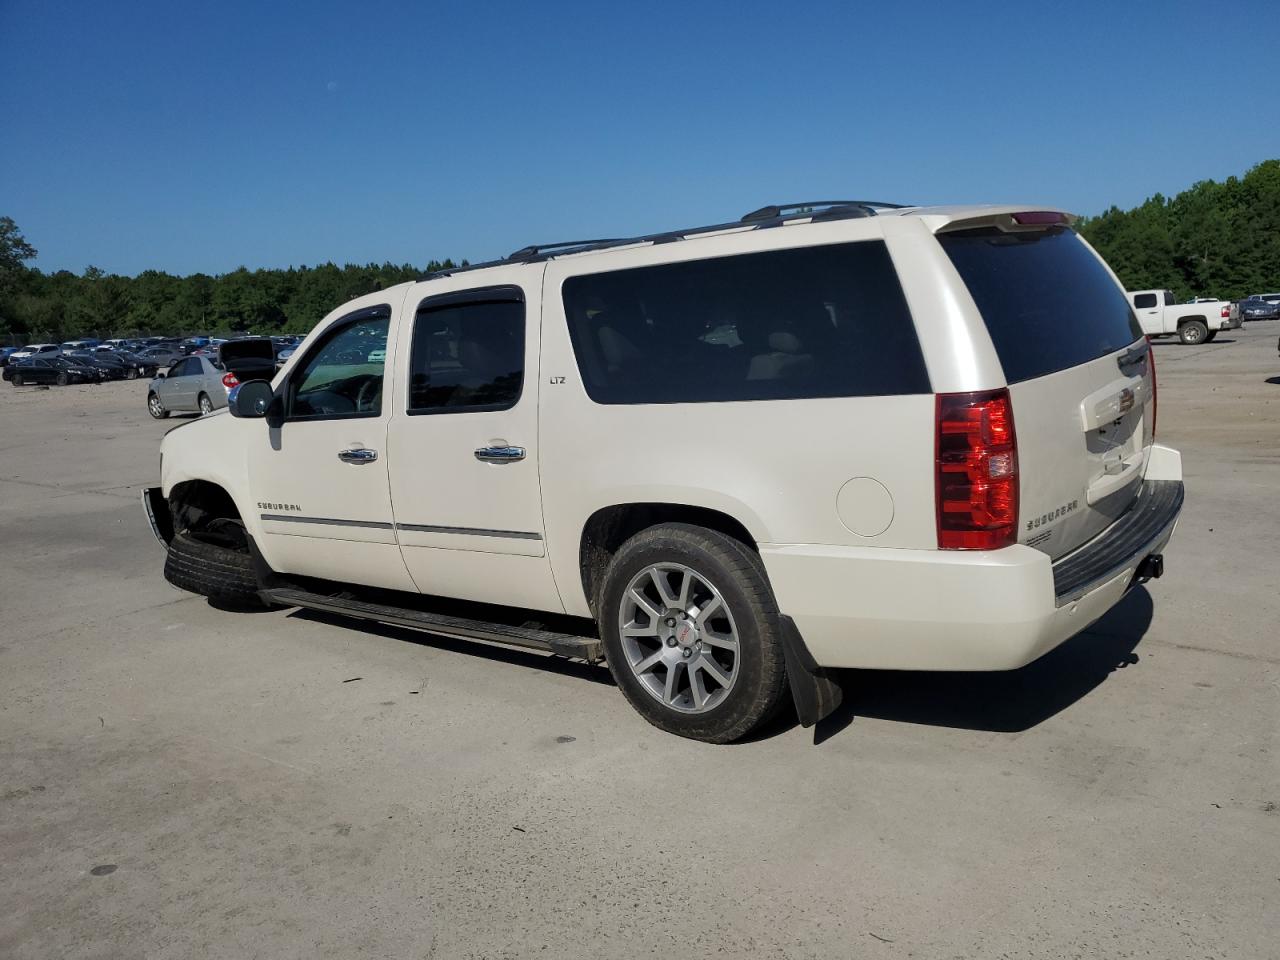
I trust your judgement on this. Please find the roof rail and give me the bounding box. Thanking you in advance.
[422,201,910,280]
[740,201,908,223]
[507,239,622,261]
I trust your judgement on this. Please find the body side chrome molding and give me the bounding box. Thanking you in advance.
[396,523,542,541]
[260,514,395,530]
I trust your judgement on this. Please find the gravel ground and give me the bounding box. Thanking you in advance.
[1,326,1277,959]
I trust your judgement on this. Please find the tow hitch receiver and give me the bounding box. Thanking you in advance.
[1134,553,1164,584]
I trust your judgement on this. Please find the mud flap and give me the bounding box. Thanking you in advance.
[779,615,843,727]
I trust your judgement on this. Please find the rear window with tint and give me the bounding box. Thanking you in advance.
[562,241,929,404]
[939,227,1142,383]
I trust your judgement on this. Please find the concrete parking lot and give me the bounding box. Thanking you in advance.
[2,327,1278,959]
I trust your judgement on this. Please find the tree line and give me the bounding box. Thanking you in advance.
[2,159,1278,344]
[0,220,463,345]
[1077,159,1280,300]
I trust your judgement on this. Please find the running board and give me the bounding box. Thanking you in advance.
[261,587,605,663]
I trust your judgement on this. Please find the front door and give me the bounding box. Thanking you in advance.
[385,270,561,612]
[1131,292,1162,336]
[246,299,416,592]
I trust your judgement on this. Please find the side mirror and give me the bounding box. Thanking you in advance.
[228,380,276,421]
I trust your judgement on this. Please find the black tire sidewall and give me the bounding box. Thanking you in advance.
[164,531,264,609]
[599,524,786,743]
[56,373,68,386]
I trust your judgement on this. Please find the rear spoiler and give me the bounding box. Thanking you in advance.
[930,208,1079,235]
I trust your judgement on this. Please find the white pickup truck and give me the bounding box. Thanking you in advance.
[1128,289,1239,344]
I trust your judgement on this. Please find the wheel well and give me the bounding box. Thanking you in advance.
[169,480,247,549]
[1176,315,1207,326]
[579,503,757,615]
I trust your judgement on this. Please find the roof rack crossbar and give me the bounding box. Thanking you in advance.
[740,200,908,223]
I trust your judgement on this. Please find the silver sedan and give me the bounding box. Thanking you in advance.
[147,356,229,418]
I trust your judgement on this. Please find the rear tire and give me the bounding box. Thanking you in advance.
[55,372,69,386]
[598,523,788,743]
[198,392,214,416]
[164,531,265,610]
[126,367,138,380]
[1179,320,1208,344]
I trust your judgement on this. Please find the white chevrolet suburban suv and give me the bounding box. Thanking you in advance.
[143,201,1184,743]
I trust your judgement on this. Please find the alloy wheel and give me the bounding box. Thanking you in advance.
[617,563,740,714]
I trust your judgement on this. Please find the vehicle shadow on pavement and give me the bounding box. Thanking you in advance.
[288,609,616,686]
[812,587,1154,743]
[1265,376,1280,386]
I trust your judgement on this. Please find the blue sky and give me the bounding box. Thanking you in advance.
[2,0,1277,276]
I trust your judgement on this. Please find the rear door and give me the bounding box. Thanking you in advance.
[939,225,1153,560]
[385,268,561,612]
[160,358,198,409]
[29,359,54,383]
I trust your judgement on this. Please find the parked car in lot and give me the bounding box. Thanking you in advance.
[1128,289,1238,343]
[146,356,232,417]
[4,356,104,386]
[0,347,19,366]
[178,337,211,356]
[116,350,161,377]
[1240,295,1280,321]
[143,202,1185,743]
[9,343,62,362]
[137,345,183,367]
[146,339,276,418]
[63,351,130,381]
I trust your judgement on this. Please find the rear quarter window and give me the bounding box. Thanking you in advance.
[939,227,1143,383]
[562,240,929,404]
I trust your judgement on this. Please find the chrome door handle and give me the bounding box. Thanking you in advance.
[474,445,526,463]
[338,448,378,464]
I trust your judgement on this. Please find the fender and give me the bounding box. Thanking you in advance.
[159,413,261,545]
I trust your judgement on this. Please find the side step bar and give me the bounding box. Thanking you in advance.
[261,587,605,663]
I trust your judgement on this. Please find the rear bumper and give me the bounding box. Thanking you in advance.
[760,448,1184,671]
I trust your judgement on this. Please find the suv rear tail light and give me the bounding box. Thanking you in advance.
[221,372,239,391]
[936,388,1018,550]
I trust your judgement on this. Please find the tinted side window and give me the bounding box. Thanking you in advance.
[287,307,390,421]
[407,297,524,413]
[1133,293,1158,309]
[938,227,1143,384]
[562,241,929,404]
